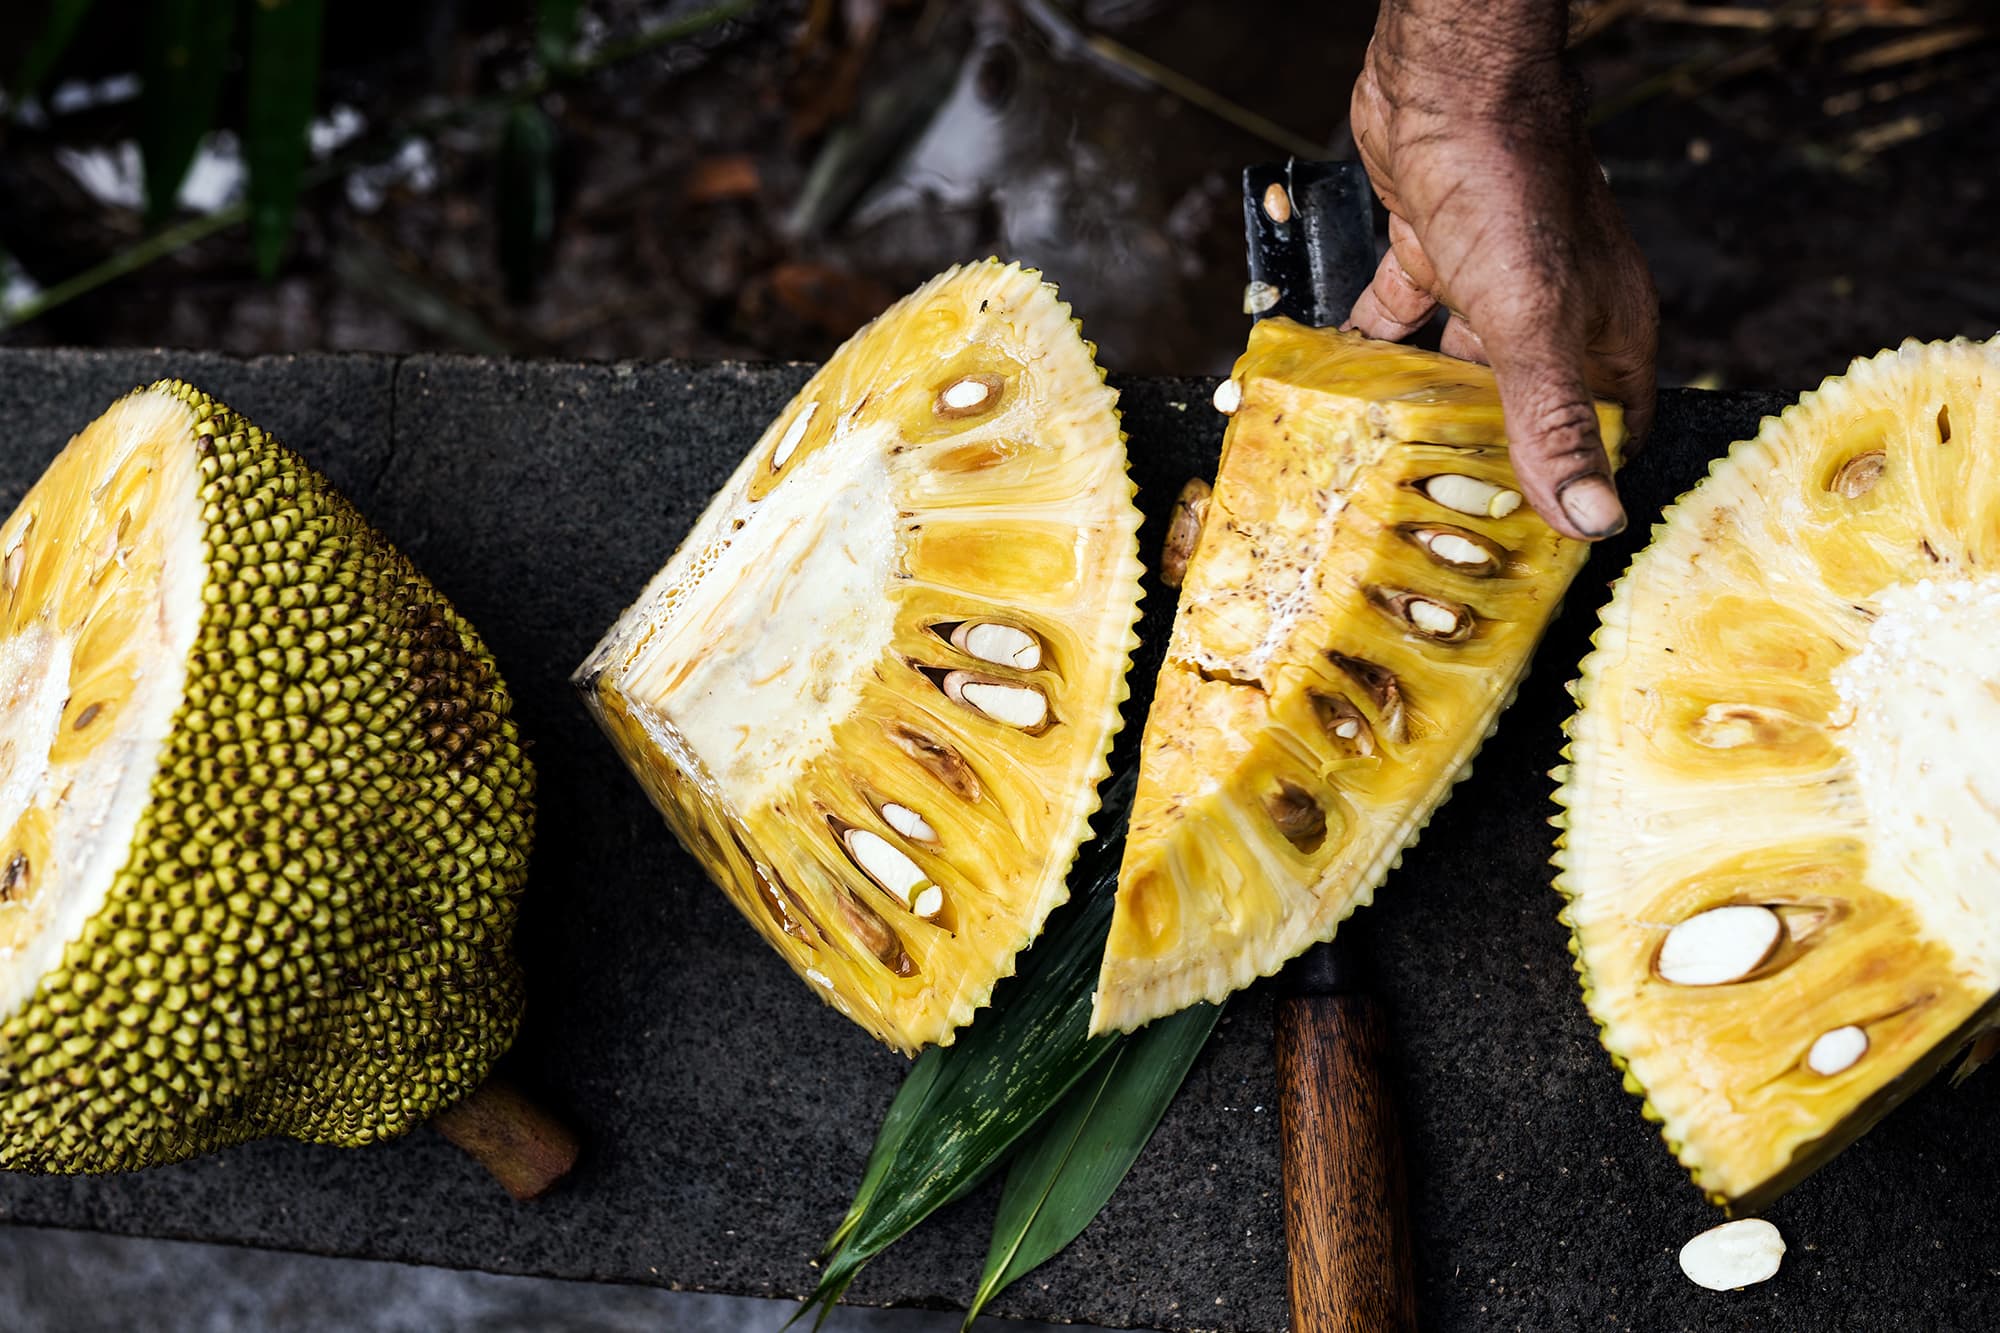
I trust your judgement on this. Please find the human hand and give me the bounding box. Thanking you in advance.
[1347,0,1657,540]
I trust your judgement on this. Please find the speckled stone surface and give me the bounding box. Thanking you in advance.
[0,350,1994,1332]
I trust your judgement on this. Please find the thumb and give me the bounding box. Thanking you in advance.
[1484,333,1625,541]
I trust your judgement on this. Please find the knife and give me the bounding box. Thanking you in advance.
[1244,158,1421,1333]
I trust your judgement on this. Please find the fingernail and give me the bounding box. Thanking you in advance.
[1558,475,1627,538]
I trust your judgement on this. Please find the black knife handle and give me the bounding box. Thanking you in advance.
[1277,990,1419,1333]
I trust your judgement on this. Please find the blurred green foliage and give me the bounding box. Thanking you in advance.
[14,0,582,287]
[18,0,325,278]
[6,0,746,318]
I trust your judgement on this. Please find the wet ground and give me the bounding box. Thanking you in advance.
[2,1,1995,388]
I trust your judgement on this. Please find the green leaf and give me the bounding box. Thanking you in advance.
[536,0,582,72]
[803,771,1138,1317]
[245,0,325,278]
[965,1000,1223,1327]
[138,0,237,224]
[497,103,558,304]
[15,0,99,108]
[822,1042,946,1257]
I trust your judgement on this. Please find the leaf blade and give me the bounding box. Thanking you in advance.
[966,1000,1224,1325]
[970,1043,1127,1325]
[822,1042,947,1257]
[497,103,558,304]
[536,0,582,71]
[804,770,1138,1313]
[15,0,99,108]
[245,0,325,277]
[139,0,238,224]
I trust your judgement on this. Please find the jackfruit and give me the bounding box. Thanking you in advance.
[0,382,534,1172]
[1094,319,1624,1033]
[576,261,1144,1053]
[1555,337,2000,1211]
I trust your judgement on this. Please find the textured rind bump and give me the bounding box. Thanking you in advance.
[0,381,535,1172]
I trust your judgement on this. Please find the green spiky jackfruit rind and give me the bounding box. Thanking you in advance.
[0,381,535,1172]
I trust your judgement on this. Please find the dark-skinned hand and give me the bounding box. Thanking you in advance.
[1347,0,1658,540]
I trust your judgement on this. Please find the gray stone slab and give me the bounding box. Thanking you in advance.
[0,349,1993,1332]
[0,349,395,508]
[0,1224,1084,1333]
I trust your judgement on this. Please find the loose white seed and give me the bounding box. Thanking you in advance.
[1807,1024,1868,1076]
[945,673,1049,729]
[1334,720,1359,739]
[942,377,991,411]
[881,802,938,843]
[952,621,1042,670]
[843,828,930,908]
[1678,1219,1785,1292]
[1657,905,1783,986]
[1407,598,1462,637]
[1262,181,1292,224]
[1212,378,1243,415]
[1422,474,1521,519]
[772,401,818,470]
[912,885,945,921]
[806,968,834,989]
[1425,532,1492,567]
[1242,281,1280,315]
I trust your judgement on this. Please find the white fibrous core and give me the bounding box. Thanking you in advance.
[614,412,898,813]
[0,390,205,1020]
[1833,577,2000,985]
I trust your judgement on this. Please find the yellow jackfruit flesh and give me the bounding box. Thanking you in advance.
[1556,338,2000,1212]
[577,261,1144,1052]
[1094,319,1623,1033]
[0,383,534,1171]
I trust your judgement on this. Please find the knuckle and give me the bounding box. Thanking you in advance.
[1510,396,1604,464]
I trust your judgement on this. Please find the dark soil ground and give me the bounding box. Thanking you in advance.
[2,0,1995,390]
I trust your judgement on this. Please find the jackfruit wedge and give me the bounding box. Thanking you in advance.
[1093,319,1623,1033]
[0,382,534,1171]
[577,261,1144,1052]
[1555,337,2000,1212]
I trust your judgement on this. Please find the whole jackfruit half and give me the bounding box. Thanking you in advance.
[0,382,534,1172]
[1555,337,2000,1212]
[576,261,1144,1053]
[1093,319,1624,1033]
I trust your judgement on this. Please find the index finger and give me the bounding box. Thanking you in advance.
[1484,329,1626,541]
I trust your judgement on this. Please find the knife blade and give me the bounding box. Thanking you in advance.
[1243,158,1421,1333]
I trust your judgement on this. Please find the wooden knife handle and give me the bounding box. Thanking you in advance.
[1277,992,1418,1333]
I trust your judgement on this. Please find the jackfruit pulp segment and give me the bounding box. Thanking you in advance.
[578,261,1144,1053]
[1558,337,2000,1211]
[1095,320,1623,1034]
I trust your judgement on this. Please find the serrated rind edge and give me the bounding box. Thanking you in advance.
[576,259,1146,1052]
[1551,334,2000,1210]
